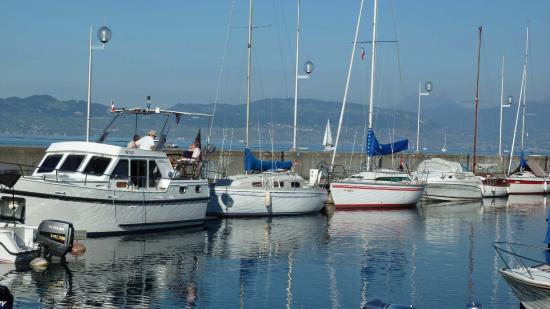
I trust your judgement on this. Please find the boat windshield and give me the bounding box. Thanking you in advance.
[375,176,410,182]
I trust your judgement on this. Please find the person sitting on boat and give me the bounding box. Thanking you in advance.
[127,134,140,148]
[137,130,157,151]
[175,142,202,177]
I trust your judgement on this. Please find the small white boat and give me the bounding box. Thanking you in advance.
[0,164,78,264]
[495,242,550,309]
[413,158,483,201]
[322,119,335,152]
[507,160,548,195]
[330,169,424,209]
[209,171,327,216]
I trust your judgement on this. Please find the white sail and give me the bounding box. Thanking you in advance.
[323,119,333,147]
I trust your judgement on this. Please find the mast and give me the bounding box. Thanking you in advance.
[245,0,253,148]
[366,0,379,171]
[507,27,529,175]
[498,55,505,157]
[292,0,301,151]
[330,0,365,168]
[521,27,529,151]
[472,26,482,174]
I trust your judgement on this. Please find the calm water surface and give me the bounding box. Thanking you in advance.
[3,195,548,308]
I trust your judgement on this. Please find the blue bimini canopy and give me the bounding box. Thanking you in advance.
[244,148,292,173]
[366,128,408,157]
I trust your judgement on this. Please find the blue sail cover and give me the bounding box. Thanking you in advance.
[519,150,527,170]
[366,128,408,157]
[244,148,292,172]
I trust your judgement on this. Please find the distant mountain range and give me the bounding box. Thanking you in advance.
[1,95,549,153]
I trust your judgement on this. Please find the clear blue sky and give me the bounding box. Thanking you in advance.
[0,0,548,109]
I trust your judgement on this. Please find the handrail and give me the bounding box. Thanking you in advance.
[493,241,549,280]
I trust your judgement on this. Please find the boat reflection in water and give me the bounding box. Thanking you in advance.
[7,229,206,308]
[507,194,547,208]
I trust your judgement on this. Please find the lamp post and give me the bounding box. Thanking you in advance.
[499,95,513,157]
[86,26,112,142]
[292,60,314,151]
[416,81,432,152]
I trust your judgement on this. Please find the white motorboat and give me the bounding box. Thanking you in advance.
[208,0,326,217]
[0,163,78,264]
[330,170,424,209]
[413,158,483,201]
[322,119,335,152]
[478,172,508,198]
[507,160,548,195]
[0,108,212,236]
[495,242,550,309]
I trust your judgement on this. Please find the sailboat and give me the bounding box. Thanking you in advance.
[329,0,425,209]
[322,119,335,151]
[207,0,327,216]
[441,128,447,153]
[506,28,549,195]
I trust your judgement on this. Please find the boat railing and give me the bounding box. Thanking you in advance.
[493,241,549,280]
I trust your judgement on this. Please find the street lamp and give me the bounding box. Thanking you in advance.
[498,95,512,156]
[86,26,112,142]
[416,81,432,152]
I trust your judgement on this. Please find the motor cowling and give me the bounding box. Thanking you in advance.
[35,220,75,258]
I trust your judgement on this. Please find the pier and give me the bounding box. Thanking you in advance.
[0,145,543,178]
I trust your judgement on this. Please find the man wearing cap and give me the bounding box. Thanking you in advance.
[137,130,157,151]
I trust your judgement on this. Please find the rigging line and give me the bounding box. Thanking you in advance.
[389,0,404,95]
[271,0,291,98]
[361,47,368,167]
[208,0,237,145]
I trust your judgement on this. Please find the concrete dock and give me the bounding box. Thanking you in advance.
[0,146,544,178]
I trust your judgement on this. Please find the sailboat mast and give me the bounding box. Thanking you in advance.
[292,0,301,151]
[245,0,253,148]
[472,26,482,174]
[521,27,529,151]
[330,0,365,168]
[507,27,529,175]
[498,55,505,157]
[366,0,378,171]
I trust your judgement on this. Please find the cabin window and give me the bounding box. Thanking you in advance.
[195,185,202,193]
[84,156,112,176]
[273,182,279,188]
[131,160,147,188]
[252,182,263,187]
[59,155,85,172]
[280,181,284,187]
[179,186,187,194]
[148,161,161,188]
[37,154,63,173]
[112,159,129,179]
[291,181,301,188]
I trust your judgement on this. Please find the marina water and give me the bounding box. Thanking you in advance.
[3,196,547,308]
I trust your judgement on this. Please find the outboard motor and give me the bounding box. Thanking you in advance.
[364,299,415,309]
[35,220,75,259]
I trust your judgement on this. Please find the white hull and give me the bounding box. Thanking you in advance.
[423,182,482,201]
[0,224,39,264]
[330,181,424,209]
[507,177,548,195]
[3,177,209,236]
[500,267,550,309]
[482,184,508,197]
[208,186,327,216]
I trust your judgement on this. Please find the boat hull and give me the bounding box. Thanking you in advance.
[1,177,209,236]
[500,267,550,309]
[330,181,424,209]
[423,182,482,201]
[482,184,508,197]
[207,186,327,216]
[507,178,548,195]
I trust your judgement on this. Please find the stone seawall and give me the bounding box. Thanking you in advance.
[0,145,546,179]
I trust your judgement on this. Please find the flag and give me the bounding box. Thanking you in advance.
[193,129,201,149]
[111,100,115,112]
[175,114,181,126]
[361,47,365,60]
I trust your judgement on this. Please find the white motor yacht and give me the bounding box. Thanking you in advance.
[0,108,212,236]
[413,158,483,201]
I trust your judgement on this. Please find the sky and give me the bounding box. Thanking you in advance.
[0,0,549,109]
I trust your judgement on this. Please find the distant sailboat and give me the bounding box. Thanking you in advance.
[441,128,447,153]
[322,119,335,151]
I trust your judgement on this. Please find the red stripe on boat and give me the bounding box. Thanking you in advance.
[507,179,547,185]
[331,184,423,192]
